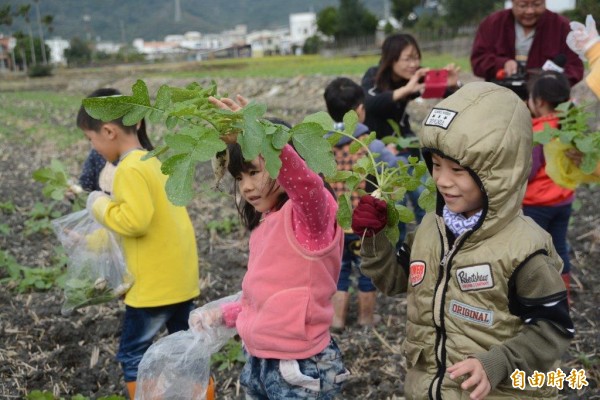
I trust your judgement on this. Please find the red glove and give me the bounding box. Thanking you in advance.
[352,195,388,237]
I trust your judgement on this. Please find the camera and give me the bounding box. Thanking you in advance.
[492,64,530,100]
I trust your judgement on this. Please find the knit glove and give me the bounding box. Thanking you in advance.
[351,195,388,237]
[567,15,599,60]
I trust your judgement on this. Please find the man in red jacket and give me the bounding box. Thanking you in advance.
[471,0,583,87]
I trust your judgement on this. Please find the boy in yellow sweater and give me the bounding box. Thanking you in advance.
[80,88,200,399]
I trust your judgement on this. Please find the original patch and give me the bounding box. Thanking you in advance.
[449,300,494,327]
[424,108,457,129]
[410,261,426,286]
[455,264,494,292]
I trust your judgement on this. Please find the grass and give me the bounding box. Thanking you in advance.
[0,91,83,147]
[0,53,470,146]
[142,53,471,79]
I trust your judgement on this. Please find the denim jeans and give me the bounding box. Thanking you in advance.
[523,204,572,273]
[116,299,195,382]
[240,339,350,399]
[337,233,376,292]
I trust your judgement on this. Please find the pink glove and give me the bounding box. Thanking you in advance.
[567,15,599,60]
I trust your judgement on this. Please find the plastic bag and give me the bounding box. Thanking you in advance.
[136,293,241,400]
[544,141,600,189]
[52,209,132,316]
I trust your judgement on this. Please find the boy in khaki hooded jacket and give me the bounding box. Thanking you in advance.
[352,82,574,399]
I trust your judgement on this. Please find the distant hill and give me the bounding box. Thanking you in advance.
[2,0,387,42]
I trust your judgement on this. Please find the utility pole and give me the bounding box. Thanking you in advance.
[174,0,181,22]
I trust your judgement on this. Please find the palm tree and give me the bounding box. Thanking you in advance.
[15,4,36,65]
[33,0,47,64]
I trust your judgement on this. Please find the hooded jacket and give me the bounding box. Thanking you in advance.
[360,83,573,399]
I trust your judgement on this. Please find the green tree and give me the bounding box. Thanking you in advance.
[64,36,91,66]
[390,0,419,21]
[0,4,12,26]
[316,0,376,41]
[442,0,497,28]
[316,6,338,37]
[562,0,600,24]
[337,0,377,39]
[13,32,48,68]
[15,4,36,65]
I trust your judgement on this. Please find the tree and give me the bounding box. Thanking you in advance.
[15,5,36,65]
[562,0,600,25]
[316,6,338,38]
[337,0,377,39]
[317,0,377,41]
[390,0,419,21]
[442,0,497,28]
[13,32,48,69]
[0,4,12,26]
[64,36,91,66]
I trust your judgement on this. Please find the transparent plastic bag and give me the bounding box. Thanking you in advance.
[137,293,241,400]
[52,209,132,316]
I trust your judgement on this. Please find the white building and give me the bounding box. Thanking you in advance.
[96,41,122,55]
[289,12,317,46]
[45,37,70,66]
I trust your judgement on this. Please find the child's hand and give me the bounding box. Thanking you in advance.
[208,94,248,112]
[565,148,584,167]
[447,358,491,400]
[351,195,388,237]
[208,95,249,144]
[188,306,224,332]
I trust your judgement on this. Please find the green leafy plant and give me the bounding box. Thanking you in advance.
[61,260,132,315]
[0,223,9,235]
[210,338,245,371]
[206,216,239,235]
[0,200,16,213]
[26,390,125,400]
[81,80,435,244]
[0,250,63,293]
[23,201,63,236]
[32,158,87,210]
[535,101,600,174]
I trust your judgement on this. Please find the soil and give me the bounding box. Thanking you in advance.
[0,68,598,400]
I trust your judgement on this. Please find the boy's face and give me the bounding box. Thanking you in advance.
[431,153,483,218]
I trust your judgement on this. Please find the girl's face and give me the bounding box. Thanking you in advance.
[236,158,284,214]
[392,45,420,81]
[83,124,118,163]
[431,153,483,218]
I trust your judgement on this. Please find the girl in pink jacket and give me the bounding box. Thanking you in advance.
[190,97,349,399]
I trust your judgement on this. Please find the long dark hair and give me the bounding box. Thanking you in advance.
[227,142,288,231]
[375,33,421,91]
[76,88,154,151]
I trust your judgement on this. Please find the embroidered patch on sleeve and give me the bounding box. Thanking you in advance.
[455,264,494,292]
[409,261,426,286]
[449,300,494,326]
[424,108,457,129]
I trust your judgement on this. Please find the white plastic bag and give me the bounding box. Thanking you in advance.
[52,209,132,316]
[136,293,241,400]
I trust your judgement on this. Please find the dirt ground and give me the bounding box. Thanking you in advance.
[0,69,599,399]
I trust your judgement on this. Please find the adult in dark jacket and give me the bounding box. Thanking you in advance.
[361,33,461,141]
[471,0,583,87]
